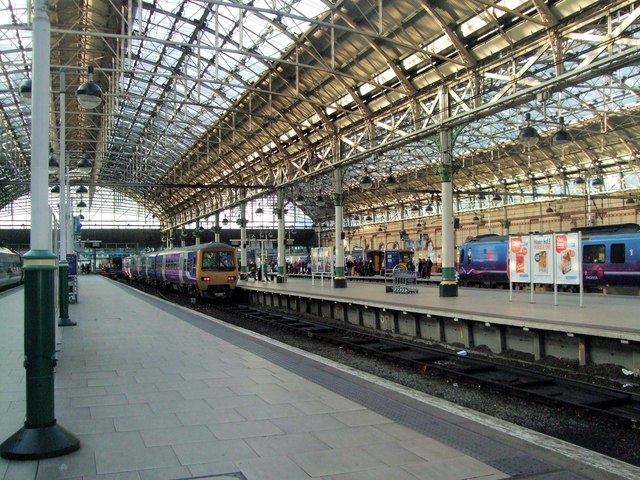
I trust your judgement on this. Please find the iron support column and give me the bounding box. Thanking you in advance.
[276,190,286,283]
[438,87,458,297]
[57,68,74,327]
[333,168,347,288]
[214,212,221,243]
[0,0,79,459]
[240,202,248,279]
[194,220,201,245]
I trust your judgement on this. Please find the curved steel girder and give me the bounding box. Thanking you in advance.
[417,0,476,68]
[162,36,640,229]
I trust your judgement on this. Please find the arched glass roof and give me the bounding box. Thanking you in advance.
[1,0,639,231]
[0,187,161,229]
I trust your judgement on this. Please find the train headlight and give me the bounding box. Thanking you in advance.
[201,276,211,282]
[227,275,236,283]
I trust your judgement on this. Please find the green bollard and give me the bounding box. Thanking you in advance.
[0,250,80,460]
[58,261,76,327]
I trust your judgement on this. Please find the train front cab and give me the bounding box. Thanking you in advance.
[197,246,239,297]
[384,249,415,273]
[457,235,508,287]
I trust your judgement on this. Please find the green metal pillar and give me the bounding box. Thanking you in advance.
[0,251,80,459]
[57,261,75,326]
[333,167,347,288]
[239,202,248,280]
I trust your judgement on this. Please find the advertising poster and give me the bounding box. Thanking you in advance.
[531,234,554,284]
[311,247,333,273]
[554,232,580,285]
[310,247,320,273]
[508,235,531,283]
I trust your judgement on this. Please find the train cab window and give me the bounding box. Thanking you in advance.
[583,244,605,263]
[611,243,625,264]
[202,251,235,271]
[459,249,465,265]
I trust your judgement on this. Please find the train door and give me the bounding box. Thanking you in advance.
[366,250,383,275]
[583,241,606,285]
[160,255,167,282]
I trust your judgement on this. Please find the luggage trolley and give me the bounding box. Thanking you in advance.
[385,264,418,294]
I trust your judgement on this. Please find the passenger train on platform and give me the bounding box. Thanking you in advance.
[0,247,22,291]
[122,242,239,298]
[457,223,640,292]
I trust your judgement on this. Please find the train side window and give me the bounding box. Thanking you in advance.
[467,248,472,265]
[611,243,625,263]
[583,244,605,263]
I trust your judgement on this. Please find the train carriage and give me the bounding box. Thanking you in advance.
[458,234,509,287]
[123,242,238,298]
[458,224,640,292]
[0,247,22,290]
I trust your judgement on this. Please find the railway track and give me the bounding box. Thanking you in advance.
[210,302,640,427]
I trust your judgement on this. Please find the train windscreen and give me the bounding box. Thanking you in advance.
[202,251,235,271]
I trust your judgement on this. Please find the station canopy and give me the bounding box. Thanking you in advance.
[1,0,639,231]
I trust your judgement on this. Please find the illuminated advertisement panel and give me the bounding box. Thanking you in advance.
[508,235,531,283]
[554,233,580,285]
[531,234,554,284]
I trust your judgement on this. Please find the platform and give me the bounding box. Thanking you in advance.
[238,278,640,369]
[1,276,639,479]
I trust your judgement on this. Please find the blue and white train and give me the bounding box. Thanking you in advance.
[457,223,640,291]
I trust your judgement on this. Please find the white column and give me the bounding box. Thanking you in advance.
[439,86,458,297]
[58,68,67,260]
[276,190,286,283]
[30,0,51,251]
[333,167,346,288]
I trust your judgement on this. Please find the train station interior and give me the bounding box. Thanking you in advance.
[1,0,640,478]
[0,0,639,271]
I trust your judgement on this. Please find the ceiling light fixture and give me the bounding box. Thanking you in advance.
[76,150,92,175]
[361,174,373,190]
[76,66,103,109]
[518,112,539,147]
[48,147,58,175]
[552,116,572,148]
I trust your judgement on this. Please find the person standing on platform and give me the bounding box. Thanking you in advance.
[426,257,433,278]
